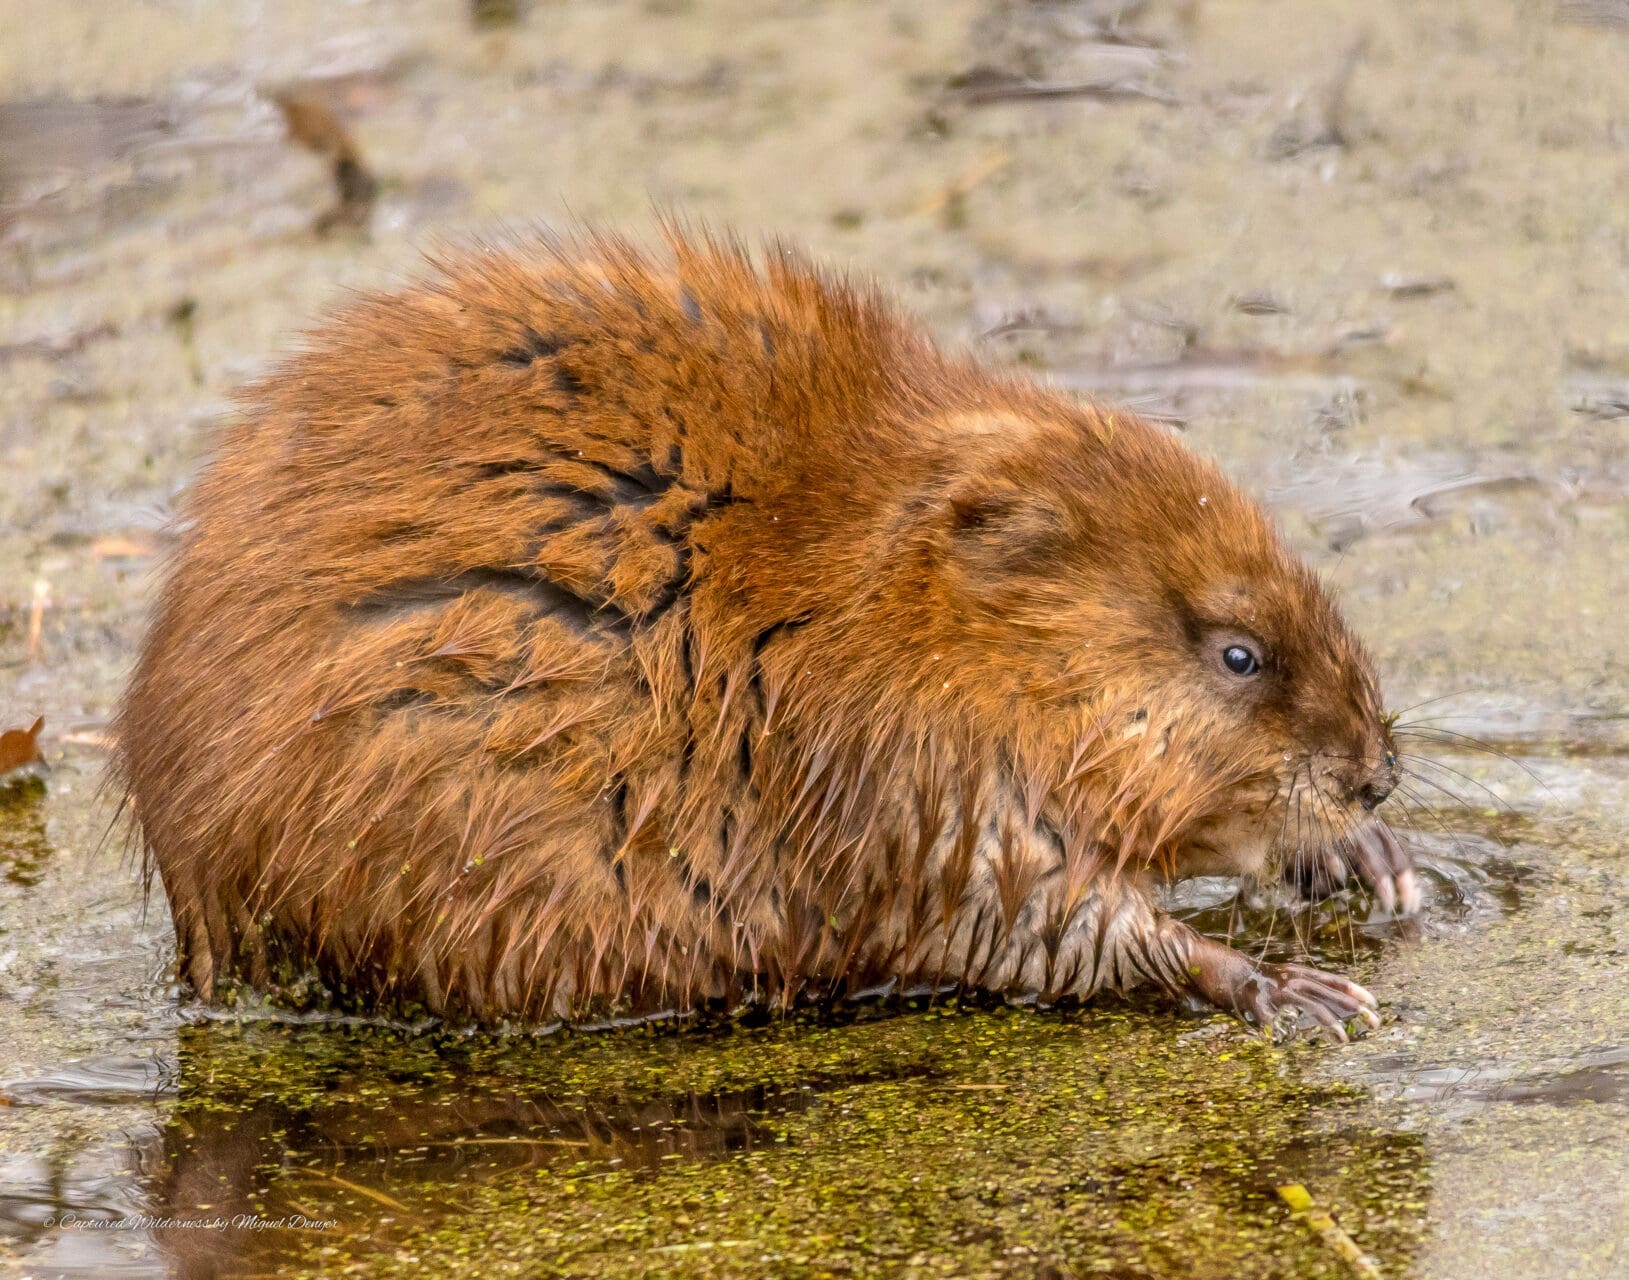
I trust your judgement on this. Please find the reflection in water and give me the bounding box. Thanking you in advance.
[0,1123,166,1276]
[1,1027,891,1276]
[19,1016,1431,1280]
[123,1016,1435,1278]
[131,1028,928,1279]
[0,1000,1446,1278]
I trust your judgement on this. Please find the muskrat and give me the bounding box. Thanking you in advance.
[117,227,1419,1038]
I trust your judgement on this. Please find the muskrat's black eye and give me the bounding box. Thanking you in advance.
[1222,644,1260,676]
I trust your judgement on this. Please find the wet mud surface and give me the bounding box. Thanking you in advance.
[2,1,1626,1276]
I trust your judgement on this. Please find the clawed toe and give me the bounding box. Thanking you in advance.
[1348,819,1421,918]
[1394,867,1422,914]
[1179,923,1384,1044]
[1254,963,1379,1043]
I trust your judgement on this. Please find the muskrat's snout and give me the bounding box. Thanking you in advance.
[1298,722,1419,913]
[1321,673,1400,814]
[1355,769,1397,811]
[1343,749,1399,812]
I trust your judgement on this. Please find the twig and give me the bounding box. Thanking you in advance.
[284,1166,411,1214]
[26,579,50,662]
[1277,1183,1382,1278]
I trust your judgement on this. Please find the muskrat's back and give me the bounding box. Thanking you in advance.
[120,228,1406,1034]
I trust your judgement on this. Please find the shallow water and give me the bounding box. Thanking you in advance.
[2,1,1627,1276]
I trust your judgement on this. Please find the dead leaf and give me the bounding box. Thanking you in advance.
[271,88,379,234]
[0,716,44,776]
[274,89,353,157]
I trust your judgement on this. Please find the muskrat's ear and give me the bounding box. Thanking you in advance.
[947,487,1020,532]
[938,474,1067,578]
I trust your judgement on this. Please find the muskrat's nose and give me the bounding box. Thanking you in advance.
[1357,774,1395,811]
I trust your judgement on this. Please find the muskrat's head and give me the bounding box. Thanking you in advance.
[908,399,1398,882]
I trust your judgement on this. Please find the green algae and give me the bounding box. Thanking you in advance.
[146,1009,1431,1279]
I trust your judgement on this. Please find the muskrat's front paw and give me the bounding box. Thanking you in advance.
[1293,818,1421,915]
[1239,962,1380,1043]
[1344,819,1421,915]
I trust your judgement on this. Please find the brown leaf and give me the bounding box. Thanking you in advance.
[273,90,354,157]
[0,716,44,775]
[271,88,379,233]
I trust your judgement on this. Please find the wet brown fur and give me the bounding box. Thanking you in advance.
[117,227,1400,1029]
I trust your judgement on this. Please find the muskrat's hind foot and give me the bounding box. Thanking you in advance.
[1181,924,1379,1043]
[1238,962,1380,1043]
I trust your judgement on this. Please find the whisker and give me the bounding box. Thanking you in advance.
[1288,776,1317,957]
[1252,762,1299,960]
[1384,784,1471,874]
[1390,778,1486,863]
[1395,771,1473,817]
[1385,783,1443,849]
[1259,763,1313,967]
[1400,756,1513,818]
[1387,688,1484,720]
[1391,726,1553,793]
[1306,773,1360,967]
[1300,774,1332,912]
